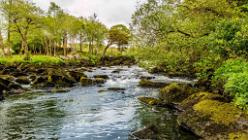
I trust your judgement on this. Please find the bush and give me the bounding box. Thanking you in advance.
[212,58,248,109]
[212,58,248,86]
[224,72,248,109]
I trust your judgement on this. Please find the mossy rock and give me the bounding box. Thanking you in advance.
[193,100,247,126]
[180,92,227,110]
[68,70,86,81]
[139,79,169,88]
[178,100,248,138]
[80,77,106,86]
[16,76,30,85]
[138,96,162,106]
[0,75,15,81]
[159,83,194,103]
[229,132,248,140]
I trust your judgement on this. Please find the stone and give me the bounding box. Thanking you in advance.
[139,79,169,88]
[180,92,227,110]
[80,77,106,86]
[177,100,248,139]
[130,125,159,140]
[107,87,125,91]
[93,75,109,79]
[137,96,163,106]
[159,83,194,103]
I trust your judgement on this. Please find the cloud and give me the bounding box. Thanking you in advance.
[32,0,145,27]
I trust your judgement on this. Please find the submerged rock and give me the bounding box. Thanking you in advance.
[159,83,194,103]
[139,79,169,88]
[50,87,71,93]
[177,100,248,139]
[130,125,159,140]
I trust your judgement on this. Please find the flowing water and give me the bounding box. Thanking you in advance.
[0,66,197,140]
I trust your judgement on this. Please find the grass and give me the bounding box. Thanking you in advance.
[0,55,64,65]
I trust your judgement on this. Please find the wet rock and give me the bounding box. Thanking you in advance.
[93,75,109,79]
[130,125,159,140]
[112,69,123,73]
[138,96,161,106]
[140,75,155,80]
[16,76,30,85]
[139,79,169,88]
[177,100,248,139]
[107,87,125,91]
[67,70,86,81]
[80,77,106,86]
[159,83,195,103]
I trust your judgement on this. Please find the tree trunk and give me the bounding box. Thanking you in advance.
[0,31,5,56]
[53,41,56,56]
[63,33,68,56]
[79,34,83,52]
[102,43,112,59]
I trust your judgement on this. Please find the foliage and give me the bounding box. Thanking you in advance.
[212,59,248,109]
[224,72,248,109]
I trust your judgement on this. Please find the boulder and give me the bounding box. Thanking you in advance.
[180,92,227,110]
[139,79,169,88]
[177,100,248,139]
[159,83,194,103]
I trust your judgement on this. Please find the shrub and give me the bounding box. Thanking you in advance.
[224,72,248,109]
[212,58,248,86]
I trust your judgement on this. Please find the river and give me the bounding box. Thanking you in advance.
[0,66,197,140]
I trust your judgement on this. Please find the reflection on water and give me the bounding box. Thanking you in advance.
[0,66,197,140]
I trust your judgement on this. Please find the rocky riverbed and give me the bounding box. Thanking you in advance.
[0,61,247,139]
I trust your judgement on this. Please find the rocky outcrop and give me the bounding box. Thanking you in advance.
[177,100,248,139]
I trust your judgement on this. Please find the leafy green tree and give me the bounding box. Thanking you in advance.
[1,0,42,58]
[84,14,107,55]
[102,24,131,58]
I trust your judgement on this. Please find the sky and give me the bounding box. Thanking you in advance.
[33,0,145,27]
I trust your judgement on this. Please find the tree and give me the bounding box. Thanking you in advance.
[102,24,131,58]
[1,0,42,58]
[84,14,107,55]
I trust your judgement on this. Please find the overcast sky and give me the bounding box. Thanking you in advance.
[33,0,145,27]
